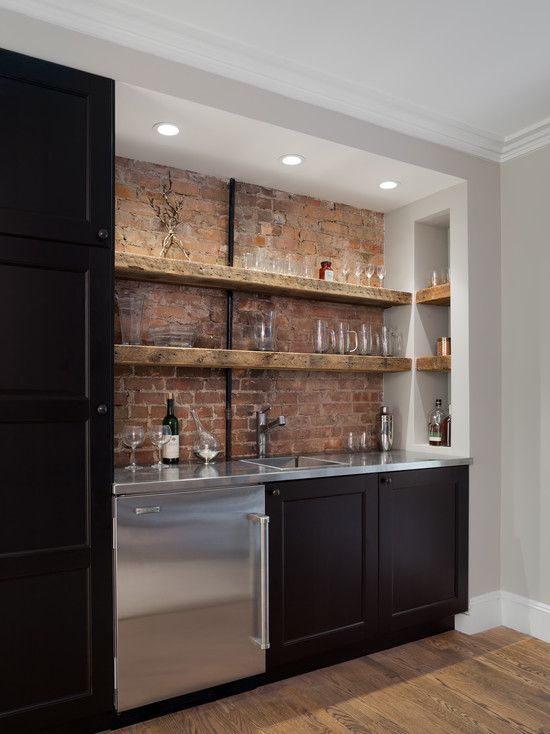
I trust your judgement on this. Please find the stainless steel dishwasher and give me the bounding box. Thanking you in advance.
[114,484,268,712]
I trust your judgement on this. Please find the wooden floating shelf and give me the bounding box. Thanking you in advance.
[416,355,451,372]
[115,345,412,374]
[416,283,450,306]
[115,253,412,309]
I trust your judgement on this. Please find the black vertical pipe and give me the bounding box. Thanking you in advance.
[225,178,236,458]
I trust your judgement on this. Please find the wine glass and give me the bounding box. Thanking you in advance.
[377,265,386,288]
[150,424,172,469]
[365,263,375,287]
[341,257,351,283]
[354,262,363,284]
[122,425,145,471]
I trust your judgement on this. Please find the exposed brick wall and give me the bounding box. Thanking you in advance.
[115,157,385,465]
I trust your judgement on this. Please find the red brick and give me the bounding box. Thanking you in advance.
[115,156,384,460]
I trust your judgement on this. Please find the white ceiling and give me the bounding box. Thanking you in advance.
[116,84,462,212]
[2,0,550,161]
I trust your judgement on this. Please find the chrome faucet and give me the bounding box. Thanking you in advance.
[256,406,286,458]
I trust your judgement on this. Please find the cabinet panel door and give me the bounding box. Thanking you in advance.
[379,467,468,632]
[267,475,378,669]
[0,237,113,732]
[0,49,113,247]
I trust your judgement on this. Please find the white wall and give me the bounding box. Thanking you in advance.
[0,8,503,601]
[385,184,469,458]
[501,146,550,606]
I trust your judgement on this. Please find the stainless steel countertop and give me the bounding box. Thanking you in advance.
[113,451,472,496]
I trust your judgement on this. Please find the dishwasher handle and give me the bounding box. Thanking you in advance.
[248,513,270,650]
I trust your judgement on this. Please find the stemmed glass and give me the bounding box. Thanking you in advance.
[377,265,386,288]
[354,262,363,284]
[122,425,145,471]
[150,425,172,470]
[341,257,351,283]
[365,263,375,287]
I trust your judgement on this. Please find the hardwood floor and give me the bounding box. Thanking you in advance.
[115,628,550,733]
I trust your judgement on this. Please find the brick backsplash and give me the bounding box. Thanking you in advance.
[114,157,385,465]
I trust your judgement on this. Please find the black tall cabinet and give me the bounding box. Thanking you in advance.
[0,50,114,733]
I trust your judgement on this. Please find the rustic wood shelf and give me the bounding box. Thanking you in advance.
[416,283,450,306]
[115,345,412,373]
[115,253,412,309]
[416,355,451,372]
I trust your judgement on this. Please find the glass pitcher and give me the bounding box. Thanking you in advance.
[335,322,358,355]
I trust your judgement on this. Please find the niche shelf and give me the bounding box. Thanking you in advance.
[115,344,412,374]
[415,282,450,305]
[115,252,412,309]
[416,355,451,372]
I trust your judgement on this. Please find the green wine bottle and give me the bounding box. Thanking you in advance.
[162,393,180,465]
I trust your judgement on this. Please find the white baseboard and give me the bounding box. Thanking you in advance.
[500,591,550,643]
[455,591,502,634]
[455,590,550,642]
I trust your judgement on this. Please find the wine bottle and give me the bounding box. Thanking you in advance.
[162,393,180,465]
[442,403,452,447]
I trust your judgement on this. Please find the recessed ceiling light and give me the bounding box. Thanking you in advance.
[280,154,304,166]
[379,180,399,190]
[154,122,180,136]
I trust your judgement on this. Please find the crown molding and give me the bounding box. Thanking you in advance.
[501,117,550,162]
[3,0,550,163]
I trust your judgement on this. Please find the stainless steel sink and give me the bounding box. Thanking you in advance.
[240,455,347,470]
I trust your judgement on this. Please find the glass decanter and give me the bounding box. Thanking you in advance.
[191,409,221,463]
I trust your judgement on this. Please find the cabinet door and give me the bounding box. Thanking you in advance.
[0,238,113,733]
[0,49,113,247]
[379,467,468,632]
[0,49,114,734]
[267,475,378,670]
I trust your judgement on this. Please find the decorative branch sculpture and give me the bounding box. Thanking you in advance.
[148,172,191,259]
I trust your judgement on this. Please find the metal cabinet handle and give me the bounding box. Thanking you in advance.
[135,506,161,515]
[97,228,109,240]
[382,476,392,484]
[248,513,270,650]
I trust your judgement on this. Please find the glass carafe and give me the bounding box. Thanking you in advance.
[253,310,277,351]
[312,319,335,354]
[191,410,221,463]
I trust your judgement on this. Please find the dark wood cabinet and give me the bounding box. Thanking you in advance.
[0,49,114,734]
[266,475,378,670]
[379,466,468,632]
[0,48,113,246]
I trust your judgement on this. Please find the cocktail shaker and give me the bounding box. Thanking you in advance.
[377,406,394,451]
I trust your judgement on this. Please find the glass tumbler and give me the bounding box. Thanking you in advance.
[358,323,377,356]
[380,325,393,357]
[116,293,145,345]
[347,431,367,452]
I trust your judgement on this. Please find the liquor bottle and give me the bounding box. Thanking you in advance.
[428,398,445,446]
[162,393,180,464]
[442,404,452,447]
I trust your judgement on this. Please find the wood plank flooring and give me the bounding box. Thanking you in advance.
[115,628,550,733]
